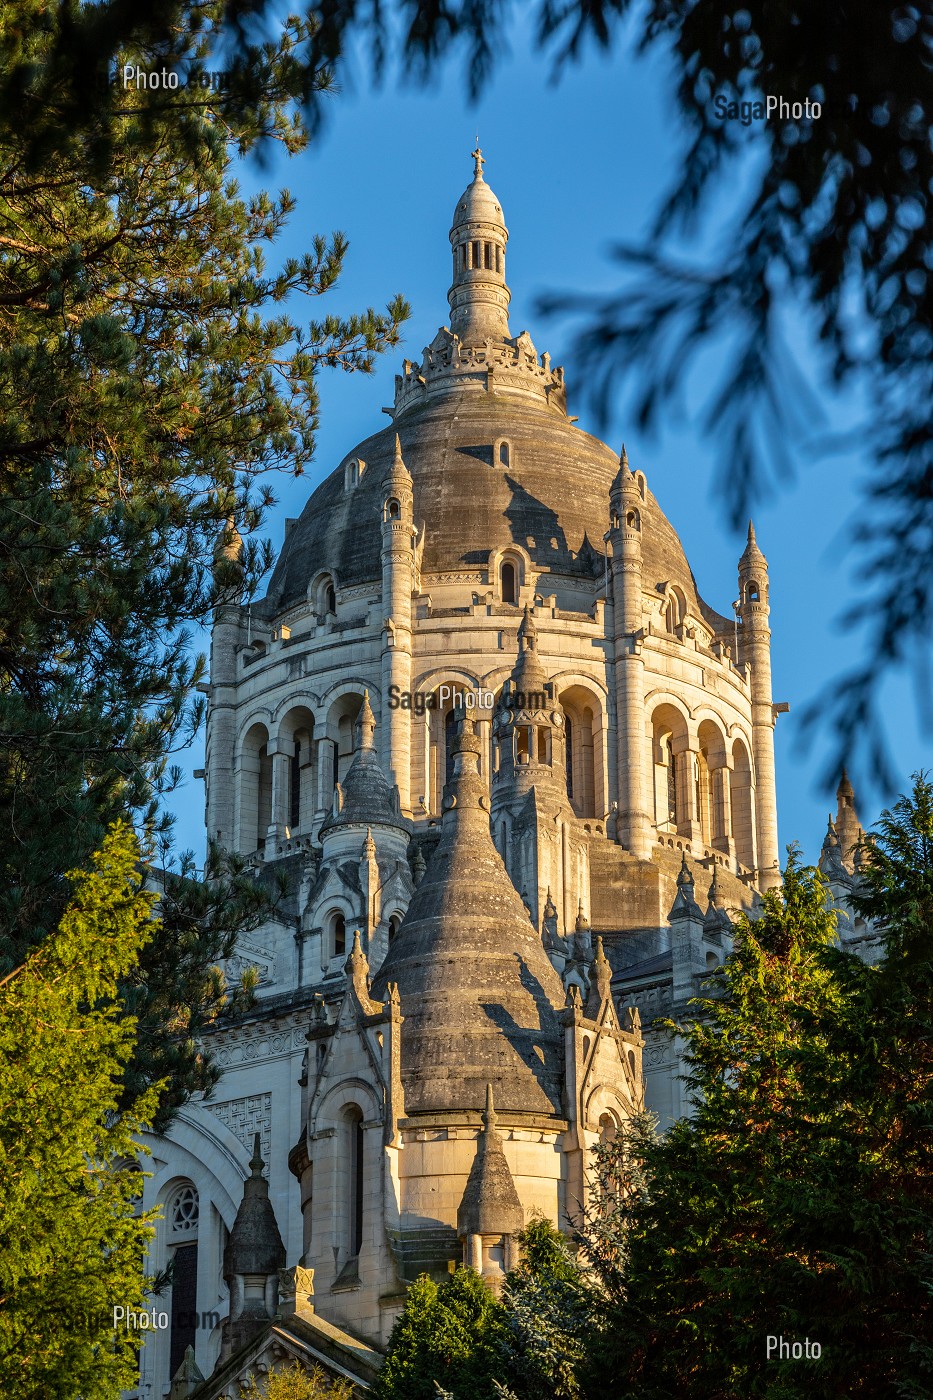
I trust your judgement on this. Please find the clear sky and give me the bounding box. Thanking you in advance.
[166,16,930,861]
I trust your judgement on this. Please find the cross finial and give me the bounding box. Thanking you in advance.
[471,144,485,178]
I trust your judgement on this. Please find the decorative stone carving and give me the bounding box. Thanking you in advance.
[205,1092,272,1161]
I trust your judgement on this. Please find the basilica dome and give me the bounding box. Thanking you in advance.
[260,155,730,637]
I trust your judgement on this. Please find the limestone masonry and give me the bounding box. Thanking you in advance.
[139,151,873,1400]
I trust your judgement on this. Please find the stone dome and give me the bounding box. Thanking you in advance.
[262,392,729,633]
[452,165,507,229]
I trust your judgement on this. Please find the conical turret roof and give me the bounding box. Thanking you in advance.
[319,691,405,837]
[457,1085,524,1239]
[223,1134,286,1282]
[371,711,566,1117]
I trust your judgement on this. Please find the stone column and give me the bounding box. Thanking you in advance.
[710,760,735,858]
[605,450,651,858]
[315,737,336,816]
[737,523,780,890]
[206,602,242,850]
[671,736,702,847]
[265,741,290,854]
[380,437,417,815]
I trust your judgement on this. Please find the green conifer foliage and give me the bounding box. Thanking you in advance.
[0,5,408,1119]
[578,830,933,1399]
[373,1268,509,1400]
[0,823,161,1399]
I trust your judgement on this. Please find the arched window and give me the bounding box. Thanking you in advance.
[665,587,686,634]
[730,738,755,871]
[498,440,511,469]
[328,911,346,961]
[344,1105,364,1259]
[257,744,272,847]
[444,708,457,788]
[290,739,301,832]
[388,913,401,943]
[564,715,574,797]
[167,1183,199,1381]
[325,582,336,614]
[238,721,272,853]
[651,704,688,833]
[561,692,598,818]
[386,497,400,519]
[665,738,677,826]
[598,1113,617,1145]
[169,1183,199,1234]
[501,560,517,605]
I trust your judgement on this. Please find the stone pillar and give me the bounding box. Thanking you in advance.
[737,523,780,890]
[710,760,735,858]
[671,736,702,847]
[265,741,290,855]
[315,737,336,816]
[605,449,651,858]
[206,601,242,850]
[380,437,417,815]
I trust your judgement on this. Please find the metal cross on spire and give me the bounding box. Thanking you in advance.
[471,144,485,177]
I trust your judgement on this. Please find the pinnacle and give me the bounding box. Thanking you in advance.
[249,1131,264,1177]
[482,1082,497,1133]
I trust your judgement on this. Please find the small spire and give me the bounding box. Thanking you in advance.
[620,442,629,470]
[677,852,693,888]
[575,900,589,932]
[543,887,557,919]
[249,1131,264,1177]
[471,145,485,179]
[739,519,767,572]
[411,844,426,885]
[355,690,376,749]
[361,826,376,859]
[518,603,537,642]
[482,1081,497,1134]
[585,935,613,1016]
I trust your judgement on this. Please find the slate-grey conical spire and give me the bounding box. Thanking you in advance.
[224,1133,285,1283]
[371,708,566,1116]
[457,1084,524,1240]
[319,691,405,836]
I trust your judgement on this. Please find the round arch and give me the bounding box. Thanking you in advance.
[236,720,271,852]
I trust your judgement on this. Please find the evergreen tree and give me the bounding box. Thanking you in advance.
[497,1214,590,1400]
[0,824,161,1399]
[577,836,933,1398]
[0,4,408,1119]
[373,1268,509,1400]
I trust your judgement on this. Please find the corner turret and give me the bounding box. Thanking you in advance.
[220,1134,286,1361]
[736,521,780,890]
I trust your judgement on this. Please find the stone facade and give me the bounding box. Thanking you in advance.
[137,152,869,1399]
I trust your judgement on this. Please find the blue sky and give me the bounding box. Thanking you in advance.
[167,17,930,860]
